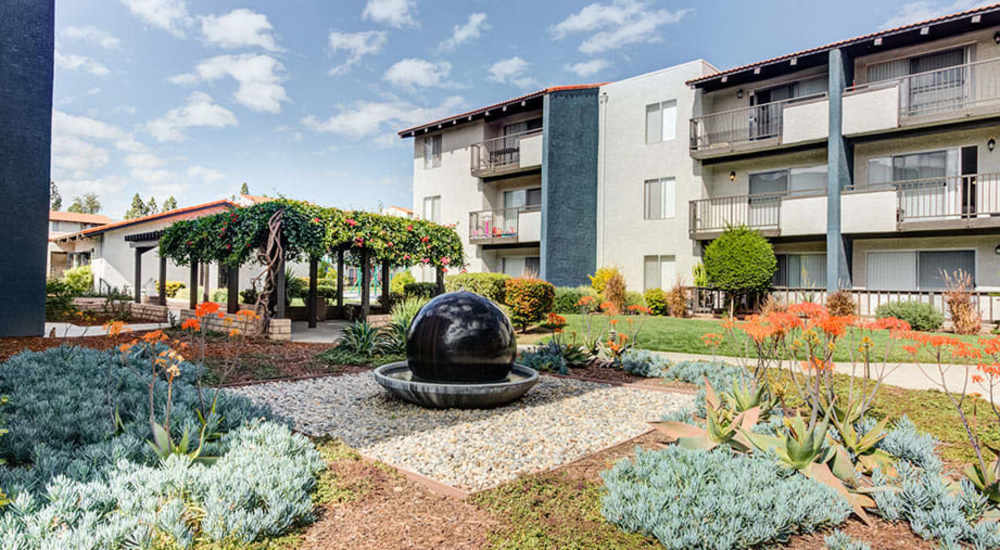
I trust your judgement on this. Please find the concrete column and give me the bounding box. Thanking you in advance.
[133,248,142,303]
[827,48,854,291]
[158,254,167,306]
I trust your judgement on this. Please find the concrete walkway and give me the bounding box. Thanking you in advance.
[290,320,349,344]
[44,321,169,338]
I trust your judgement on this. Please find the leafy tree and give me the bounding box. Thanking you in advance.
[124,194,146,219]
[49,181,62,211]
[162,196,178,211]
[146,197,158,214]
[703,225,776,303]
[240,182,249,195]
[67,193,101,214]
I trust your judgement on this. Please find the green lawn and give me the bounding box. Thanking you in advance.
[520,313,987,365]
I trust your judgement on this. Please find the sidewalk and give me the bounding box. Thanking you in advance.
[44,321,168,338]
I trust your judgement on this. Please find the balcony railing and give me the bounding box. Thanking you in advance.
[897,57,1000,117]
[470,129,542,178]
[688,193,782,235]
[469,207,529,242]
[689,93,826,151]
[895,173,1000,222]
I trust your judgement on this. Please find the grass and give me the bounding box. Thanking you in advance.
[520,313,988,365]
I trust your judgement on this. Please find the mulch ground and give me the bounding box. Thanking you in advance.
[0,332,147,362]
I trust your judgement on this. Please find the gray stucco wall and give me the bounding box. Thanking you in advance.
[0,1,54,337]
[540,88,600,286]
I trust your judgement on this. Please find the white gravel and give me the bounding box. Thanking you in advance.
[230,373,692,491]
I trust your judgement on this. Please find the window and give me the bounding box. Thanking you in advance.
[643,255,676,290]
[868,150,956,185]
[866,250,974,290]
[423,134,441,169]
[50,221,60,232]
[645,100,677,144]
[422,196,441,223]
[502,256,540,277]
[773,254,826,288]
[749,166,828,197]
[503,187,542,210]
[643,177,675,219]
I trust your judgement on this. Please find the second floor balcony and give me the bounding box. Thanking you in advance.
[689,93,829,159]
[468,206,542,244]
[470,129,543,178]
[689,173,1000,239]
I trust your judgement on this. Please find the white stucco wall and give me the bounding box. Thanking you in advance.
[842,85,899,136]
[781,97,829,145]
[597,60,715,290]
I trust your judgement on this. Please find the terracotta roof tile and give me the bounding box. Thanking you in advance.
[51,199,237,243]
[49,211,114,224]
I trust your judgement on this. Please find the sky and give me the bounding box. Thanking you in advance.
[51,0,993,219]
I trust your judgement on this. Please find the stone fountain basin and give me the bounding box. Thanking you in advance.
[373,362,540,409]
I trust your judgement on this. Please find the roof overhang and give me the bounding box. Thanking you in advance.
[688,4,1000,91]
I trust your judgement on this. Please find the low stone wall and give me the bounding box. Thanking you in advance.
[288,298,328,322]
[179,309,263,336]
[267,318,291,341]
[71,298,168,323]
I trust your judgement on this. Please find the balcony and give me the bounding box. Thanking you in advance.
[844,57,1000,136]
[470,130,543,178]
[895,173,1000,230]
[468,206,541,244]
[689,93,828,159]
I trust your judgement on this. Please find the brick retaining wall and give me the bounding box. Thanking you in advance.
[71,298,169,323]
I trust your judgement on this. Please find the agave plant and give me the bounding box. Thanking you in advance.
[650,377,760,451]
[964,450,1000,506]
[337,320,381,357]
[721,374,778,420]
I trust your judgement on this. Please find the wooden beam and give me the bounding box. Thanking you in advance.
[360,248,371,321]
[308,256,318,328]
[189,262,198,310]
[227,265,239,313]
[275,257,286,319]
[381,259,390,308]
[158,253,167,306]
[133,248,142,303]
[336,249,344,310]
[201,262,209,303]
[435,266,445,296]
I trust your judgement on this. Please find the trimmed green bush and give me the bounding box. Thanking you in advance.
[875,301,944,331]
[445,272,509,303]
[390,270,416,296]
[601,446,851,550]
[703,226,776,295]
[161,280,186,298]
[644,288,668,315]
[589,266,621,295]
[403,282,438,299]
[553,286,599,314]
[504,277,555,331]
[61,265,93,295]
[44,279,77,320]
[625,290,645,310]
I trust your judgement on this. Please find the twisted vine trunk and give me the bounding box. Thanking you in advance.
[253,209,284,330]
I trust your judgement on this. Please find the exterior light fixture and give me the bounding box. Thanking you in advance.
[729,171,736,183]
[989,138,996,152]
[994,244,1000,255]
[736,89,744,99]
[995,31,1000,44]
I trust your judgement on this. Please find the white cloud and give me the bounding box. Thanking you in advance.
[63,26,120,49]
[119,0,191,37]
[147,91,238,142]
[199,8,281,51]
[54,50,110,76]
[171,54,289,113]
[302,96,465,139]
[383,58,451,88]
[52,135,110,175]
[188,165,225,183]
[438,13,488,51]
[53,111,125,141]
[880,0,990,28]
[124,152,166,170]
[87,87,101,95]
[362,0,417,28]
[59,176,129,210]
[488,57,538,88]
[566,58,610,77]
[550,0,691,54]
[328,30,387,75]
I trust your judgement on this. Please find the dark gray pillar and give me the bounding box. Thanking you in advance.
[435,267,445,295]
[133,248,142,303]
[201,262,210,303]
[308,257,318,328]
[275,258,286,319]
[381,259,390,307]
[336,249,344,310]
[0,1,54,336]
[226,265,239,313]
[360,249,370,321]
[827,48,853,291]
[189,262,198,310]
[158,254,167,306]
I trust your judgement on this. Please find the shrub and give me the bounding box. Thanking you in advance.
[445,272,509,303]
[390,270,415,295]
[826,290,857,317]
[760,293,786,315]
[625,290,645,310]
[157,280,186,298]
[824,530,872,550]
[286,275,309,301]
[589,266,621,295]
[553,286,599,313]
[601,447,851,550]
[335,320,381,357]
[240,287,259,305]
[644,288,668,315]
[703,226,776,295]
[692,262,709,287]
[875,301,943,332]
[317,281,338,299]
[621,349,670,377]
[44,279,76,320]
[61,264,93,295]
[504,277,555,331]
[377,297,429,356]
[667,282,687,317]
[403,282,438,299]
[942,269,981,335]
[519,343,568,374]
[604,271,627,312]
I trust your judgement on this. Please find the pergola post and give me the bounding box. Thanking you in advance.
[158,253,167,306]
[189,262,198,310]
[381,259,390,307]
[226,265,239,313]
[133,248,143,303]
[308,256,318,328]
[201,262,209,303]
[360,248,371,321]
[275,257,286,319]
[435,266,445,296]
[336,248,345,311]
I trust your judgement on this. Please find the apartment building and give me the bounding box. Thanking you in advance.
[47,211,113,278]
[401,4,1000,301]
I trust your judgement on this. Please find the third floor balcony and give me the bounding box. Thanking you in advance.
[470,129,543,178]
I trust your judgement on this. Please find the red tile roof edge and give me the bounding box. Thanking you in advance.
[686,3,1000,86]
[397,83,608,137]
[49,211,114,224]
[51,199,238,242]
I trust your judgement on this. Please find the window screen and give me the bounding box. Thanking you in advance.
[749,170,788,196]
[644,178,675,219]
[645,103,662,144]
[661,100,677,141]
[423,135,441,168]
[643,255,675,290]
[918,250,974,289]
[789,165,827,195]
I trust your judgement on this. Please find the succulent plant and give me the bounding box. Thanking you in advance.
[650,378,759,452]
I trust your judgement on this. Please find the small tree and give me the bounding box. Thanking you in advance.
[125,194,146,219]
[162,196,178,211]
[703,225,776,312]
[49,181,62,211]
[240,182,249,195]
[68,193,101,214]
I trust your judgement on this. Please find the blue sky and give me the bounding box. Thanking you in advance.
[51,0,990,219]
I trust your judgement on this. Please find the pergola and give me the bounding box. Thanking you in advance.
[158,199,463,325]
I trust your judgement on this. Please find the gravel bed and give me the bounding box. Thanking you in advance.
[230,373,692,490]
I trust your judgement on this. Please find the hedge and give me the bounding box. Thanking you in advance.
[703,225,776,295]
[553,286,599,313]
[445,272,510,303]
[504,277,555,331]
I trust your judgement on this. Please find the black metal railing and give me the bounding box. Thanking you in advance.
[689,193,782,235]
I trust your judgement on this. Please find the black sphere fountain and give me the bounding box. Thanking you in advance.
[373,291,539,408]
